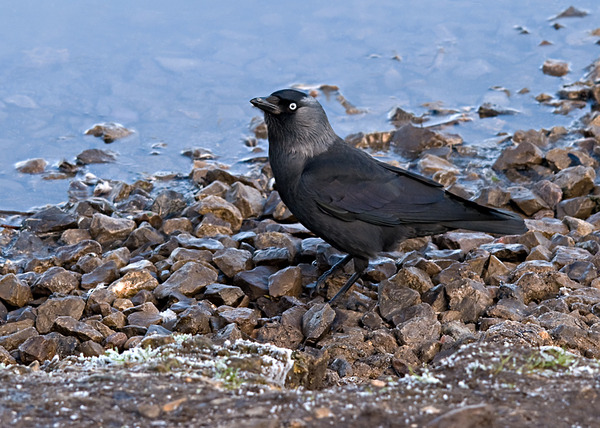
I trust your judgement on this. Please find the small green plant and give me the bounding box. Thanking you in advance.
[216,364,244,389]
[521,347,578,373]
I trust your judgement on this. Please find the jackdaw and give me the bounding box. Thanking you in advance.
[250,89,527,302]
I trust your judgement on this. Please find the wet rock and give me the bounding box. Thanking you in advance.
[445,279,493,323]
[268,266,303,298]
[233,265,278,299]
[90,213,136,245]
[108,269,159,298]
[483,320,551,346]
[542,59,570,77]
[23,206,77,233]
[161,217,193,235]
[378,280,421,322]
[551,166,595,199]
[80,260,120,289]
[78,340,105,357]
[127,311,162,328]
[0,327,39,351]
[417,154,459,177]
[193,195,243,232]
[15,158,47,174]
[391,125,456,160]
[302,303,336,342]
[395,308,441,347]
[124,223,164,250]
[34,266,79,295]
[154,262,217,299]
[55,240,102,267]
[552,246,592,267]
[253,247,292,266]
[203,284,245,306]
[435,232,494,253]
[225,182,265,218]
[479,243,528,262]
[36,296,85,334]
[556,196,596,219]
[150,190,187,218]
[516,272,558,304]
[0,274,33,307]
[532,180,562,209]
[18,335,57,363]
[561,261,597,286]
[508,186,549,215]
[212,248,253,278]
[478,103,518,118]
[474,186,512,208]
[0,320,34,336]
[0,346,16,365]
[213,323,243,343]
[60,229,92,245]
[492,141,543,171]
[84,122,133,143]
[389,267,433,294]
[486,298,528,321]
[257,320,304,349]
[218,307,258,335]
[102,311,127,330]
[53,316,104,342]
[524,218,568,237]
[76,148,118,164]
[174,233,225,252]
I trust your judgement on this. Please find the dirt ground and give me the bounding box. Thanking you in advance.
[0,339,598,428]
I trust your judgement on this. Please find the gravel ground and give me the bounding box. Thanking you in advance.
[1,53,600,427]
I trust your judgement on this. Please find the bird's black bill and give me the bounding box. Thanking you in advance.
[250,96,282,115]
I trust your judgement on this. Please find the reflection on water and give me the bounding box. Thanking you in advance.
[0,0,598,210]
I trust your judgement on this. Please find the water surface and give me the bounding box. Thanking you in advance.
[0,0,598,211]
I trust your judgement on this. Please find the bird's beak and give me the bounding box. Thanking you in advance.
[250,96,282,115]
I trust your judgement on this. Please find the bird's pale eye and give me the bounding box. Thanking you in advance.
[289,102,297,111]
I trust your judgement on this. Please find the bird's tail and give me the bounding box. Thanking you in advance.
[441,206,527,235]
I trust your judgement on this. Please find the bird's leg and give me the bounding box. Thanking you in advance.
[310,254,353,297]
[328,257,368,304]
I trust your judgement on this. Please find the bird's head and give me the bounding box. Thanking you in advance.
[250,89,338,157]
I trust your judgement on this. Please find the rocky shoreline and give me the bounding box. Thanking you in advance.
[1,58,600,426]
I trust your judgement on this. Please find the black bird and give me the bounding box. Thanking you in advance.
[250,89,527,302]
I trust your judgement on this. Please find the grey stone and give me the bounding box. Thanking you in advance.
[212,248,253,277]
[445,279,493,323]
[0,327,39,351]
[89,213,136,245]
[551,165,595,198]
[302,303,335,342]
[389,267,433,294]
[53,316,104,342]
[150,190,187,218]
[225,182,265,218]
[268,266,303,298]
[18,335,57,364]
[203,284,245,306]
[493,141,543,171]
[36,296,86,334]
[22,206,77,233]
[124,223,165,250]
[34,266,79,295]
[173,303,212,334]
[233,265,278,300]
[154,262,217,299]
[378,280,421,322]
[56,240,103,266]
[0,274,33,307]
[109,269,159,299]
[81,260,120,289]
[218,307,258,335]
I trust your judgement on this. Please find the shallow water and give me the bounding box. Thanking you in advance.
[0,0,598,211]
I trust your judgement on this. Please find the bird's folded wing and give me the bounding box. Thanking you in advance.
[300,153,483,226]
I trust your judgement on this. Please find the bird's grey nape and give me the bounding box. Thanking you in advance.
[267,96,339,159]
